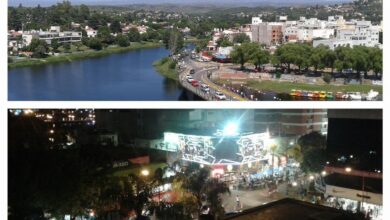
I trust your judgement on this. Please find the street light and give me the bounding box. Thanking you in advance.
[321,171,327,176]
[227,164,233,172]
[292,181,298,187]
[223,122,239,136]
[141,169,150,177]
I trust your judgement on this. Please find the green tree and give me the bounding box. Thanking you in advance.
[249,46,270,70]
[310,45,331,72]
[97,26,114,45]
[88,37,103,50]
[233,33,250,44]
[31,41,49,58]
[116,34,130,47]
[293,43,312,73]
[216,36,233,47]
[298,131,327,153]
[275,43,297,73]
[128,27,141,42]
[231,44,249,69]
[63,42,71,53]
[301,148,327,173]
[51,38,60,52]
[110,20,122,34]
[168,29,184,54]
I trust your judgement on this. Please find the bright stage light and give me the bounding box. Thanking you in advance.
[223,122,239,136]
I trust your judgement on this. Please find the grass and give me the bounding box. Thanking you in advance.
[8,42,163,69]
[153,57,179,81]
[219,79,383,94]
[111,162,167,177]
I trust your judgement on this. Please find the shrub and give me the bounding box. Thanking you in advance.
[168,61,176,69]
[323,73,332,84]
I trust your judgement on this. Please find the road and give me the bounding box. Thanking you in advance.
[178,57,247,101]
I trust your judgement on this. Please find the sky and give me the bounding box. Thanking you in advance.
[8,0,354,7]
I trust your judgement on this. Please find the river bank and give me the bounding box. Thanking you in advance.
[153,57,179,81]
[8,42,163,69]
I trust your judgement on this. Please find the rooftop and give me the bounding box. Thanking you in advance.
[223,198,364,220]
[324,173,382,194]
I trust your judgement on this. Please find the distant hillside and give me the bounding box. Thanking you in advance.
[9,0,354,7]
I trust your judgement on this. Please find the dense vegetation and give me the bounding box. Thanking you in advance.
[230,43,382,79]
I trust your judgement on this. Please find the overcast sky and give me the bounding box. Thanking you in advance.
[8,0,354,7]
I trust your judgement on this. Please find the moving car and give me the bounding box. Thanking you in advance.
[190,69,195,74]
[201,84,210,92]
[191,80,199,87]
[187,76,194,83]
[215,91,227,100]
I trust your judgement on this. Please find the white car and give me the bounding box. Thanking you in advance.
[187,76,194,83]
[215,91,226,100]
[201,84,210,92]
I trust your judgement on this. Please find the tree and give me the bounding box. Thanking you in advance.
[88,37,103,50]
[301,148,327,173]
[230,44,249,69]
[110,20,122,34]
[298,131,327,153]
[249,46,270,70]
[310,45,330,72]
[51,39,60,52]
[128,27,141,42]
[233,33,250,44]
[216,37,233,47]
[97,26,114,45]
[116,34,130,47]
[63,42,71,53]
[275,43,297,73]
[167,29,184,54]
[31,40,49,58]
[79,4,90,20]
[334,46,354,75]
[293,43,312,73]
[287,144,303,163]
[175,166,230,218]
[203,178,230,219]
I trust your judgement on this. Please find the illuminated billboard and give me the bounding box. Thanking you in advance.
[164,132,271,165]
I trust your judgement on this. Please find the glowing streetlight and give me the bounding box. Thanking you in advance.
[141,169,150,177]
[292,181,298,187]
[309,175,314,181]
[200,164,204,168]
[227,164,233,172]
[321,171,327,176]
[345,167,352,173]
[223,122,238,136]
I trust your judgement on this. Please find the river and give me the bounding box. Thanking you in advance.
[8,46,200,101]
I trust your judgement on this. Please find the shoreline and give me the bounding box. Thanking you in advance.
[8,42,163,69]
[153,57,179,81]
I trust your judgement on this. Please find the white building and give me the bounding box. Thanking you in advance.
[85,26,98,38]
[22,26,82,46]
[252,17,262,25]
